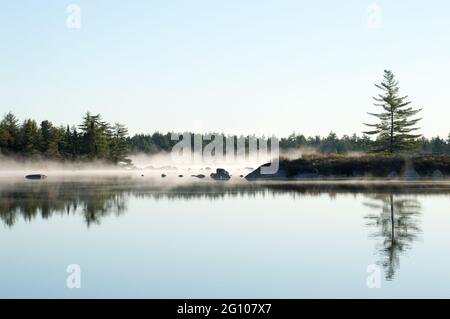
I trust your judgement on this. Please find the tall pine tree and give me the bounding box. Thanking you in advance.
[364,70,422,153]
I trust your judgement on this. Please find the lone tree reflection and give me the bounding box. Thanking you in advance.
[364,194,422,280]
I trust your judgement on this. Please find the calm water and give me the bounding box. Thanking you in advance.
[1,177,450,298]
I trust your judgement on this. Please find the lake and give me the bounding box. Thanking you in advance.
[1,175,450,298]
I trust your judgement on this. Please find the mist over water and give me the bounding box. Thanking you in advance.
[0,151,271,182]
[129,152,265,172]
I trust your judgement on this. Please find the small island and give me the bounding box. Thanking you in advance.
[245,154,449,180]
[247,71,450,181]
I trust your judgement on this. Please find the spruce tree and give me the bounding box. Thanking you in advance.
[71,128,80,159]
[19,119,40,156]
[0,112,19,151]
[109,123,130,164]
[79,112,111,159]
[364,70,422,153]
[40,120,53,153]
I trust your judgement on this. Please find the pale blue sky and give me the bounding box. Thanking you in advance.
[1,0,449,137]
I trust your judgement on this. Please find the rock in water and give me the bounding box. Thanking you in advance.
[245,164,288,180]
[191,174,206,179]
[210,168,231,181]
[25,174,47,180]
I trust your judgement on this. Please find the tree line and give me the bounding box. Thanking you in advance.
[1,70,449,161]
[1,113,450,162]
[128,131,450,155]
[0,112,130,163]
[118,70,450,157]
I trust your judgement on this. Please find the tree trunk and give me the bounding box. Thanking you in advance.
[390,194,395,241]
[390,108,394,153]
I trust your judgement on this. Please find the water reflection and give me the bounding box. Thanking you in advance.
[364,194,422,280]
[0,179,448,228]
[0,178,449,283]
[0,180,128,227]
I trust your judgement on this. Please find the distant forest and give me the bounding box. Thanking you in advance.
[1,111,450,163]
[129,131,450,155]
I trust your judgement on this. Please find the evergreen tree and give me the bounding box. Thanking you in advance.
[430,137,446,154]
[39,120,64,158]
[0,126,5,150]
[320,132,341,154]
[79,112,111,159]
[364,70,422,153]
[19,119,40,156]
[0,112,20,151]
[40,120,53,153]
[70,127,81,159]
[109,123,130,164]
[58,125,72,159]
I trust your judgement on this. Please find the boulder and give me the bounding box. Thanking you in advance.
[25,174,47,180]
[210,168,231,181]
[245,165,288,180]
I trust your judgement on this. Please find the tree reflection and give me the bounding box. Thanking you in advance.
[364,194,422,280]
[0,179,439,233]
[0,182,128,227]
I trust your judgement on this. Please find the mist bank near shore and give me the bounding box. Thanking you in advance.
[3,153,450,184]
[0,151,269,172]
[0,152,262,181]
[0,155,122,172]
